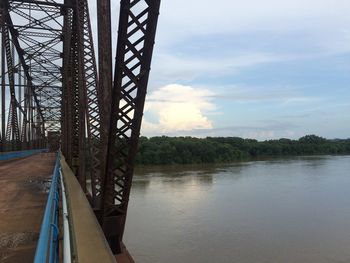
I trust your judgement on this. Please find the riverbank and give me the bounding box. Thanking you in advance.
[135,135,350,165]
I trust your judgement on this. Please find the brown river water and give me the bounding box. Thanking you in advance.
[124,155,350,263]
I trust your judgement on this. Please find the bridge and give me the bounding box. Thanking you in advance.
[0,0,161,262]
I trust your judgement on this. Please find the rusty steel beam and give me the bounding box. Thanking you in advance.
[67,21,80,172]
[102,0,161,254]
[4,2,53,126]
[3,0,161,260]
[79,0,101,205]
[61,0,73,162]
[6,0,65,133]
[3,20,20,150]
[60,0,102,200]
[94,0,113,212]
[10,0,71,8]
[1,7,6,151]
[67,0,87,190]
[1,0,67,151]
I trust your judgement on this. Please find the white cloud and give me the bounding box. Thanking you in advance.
[88,0,350,85]
[86,1,350,139]
[88,0,350,66]
[209,84,322,105]
[151,52,285,85]
[142,84,216,135]
[157,0,350,39]
[149,0,350,86]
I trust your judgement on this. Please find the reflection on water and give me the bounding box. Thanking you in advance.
[124,156,350,263]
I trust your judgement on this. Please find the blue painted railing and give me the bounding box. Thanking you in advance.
[0,149,47,161]
[34,153,61,263]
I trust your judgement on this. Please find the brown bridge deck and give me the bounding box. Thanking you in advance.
[0,153,56,263]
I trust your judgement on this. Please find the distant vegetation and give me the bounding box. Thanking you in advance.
[136,135,350,165]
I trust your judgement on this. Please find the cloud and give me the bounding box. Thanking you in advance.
[157,0,350,38]
[151,52,285,85]
[88,0,350,54]
[209,84,322,105]
[88,0,350,85]
[141,84,216,135]
[86,1,350,140]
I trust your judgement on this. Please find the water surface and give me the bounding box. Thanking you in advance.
[124,156,350,263]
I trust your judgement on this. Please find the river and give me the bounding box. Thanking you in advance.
[124,155,350,263]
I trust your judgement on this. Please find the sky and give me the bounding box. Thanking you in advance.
[89,0,350,140]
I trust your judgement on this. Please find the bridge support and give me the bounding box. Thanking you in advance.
[1,0,162,256]
[100,0,161,253]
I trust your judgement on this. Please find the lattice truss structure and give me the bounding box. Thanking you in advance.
[9,1,64,131]
[102,0,161,254]
[0,0,161,255]
[0,0,65,151]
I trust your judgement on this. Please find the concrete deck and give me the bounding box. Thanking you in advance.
[60,155,134,263]
[60,155,117,263]
[0,153,56,263]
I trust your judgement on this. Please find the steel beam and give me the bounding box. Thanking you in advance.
[1,7,6,151]
[102,0,161,254]
[94,0,113,212]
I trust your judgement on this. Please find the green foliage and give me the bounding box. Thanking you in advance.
[135,135,350,165]
[298,135,327,144]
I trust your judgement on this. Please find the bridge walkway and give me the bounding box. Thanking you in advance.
[0,153,56,262]
[0,152,133,262]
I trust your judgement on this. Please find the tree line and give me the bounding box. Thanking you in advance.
[135,135,350,165]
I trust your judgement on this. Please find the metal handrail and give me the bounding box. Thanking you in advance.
[60,168,72,263]
[34,153,61,263]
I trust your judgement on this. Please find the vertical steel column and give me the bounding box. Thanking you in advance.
[68,23,80,172]
[0,6,5,151]
[61,0,89,193]
[21,79,27,149]
[95,0,113,212]
[61,2,73,159]
[18,66,21,144]
[4,24,20,150]
[74,0,88,192]
[101,0,161,254]
[79,0,101,204]
[63,19,74,166]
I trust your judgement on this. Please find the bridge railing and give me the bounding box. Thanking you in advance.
[34,153,61,263]
[0,149,48,161]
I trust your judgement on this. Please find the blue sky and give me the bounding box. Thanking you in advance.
[90,0,350,140]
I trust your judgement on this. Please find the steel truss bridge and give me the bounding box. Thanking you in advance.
[0,0,161,259]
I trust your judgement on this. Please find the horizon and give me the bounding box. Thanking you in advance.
[139,134,350,141]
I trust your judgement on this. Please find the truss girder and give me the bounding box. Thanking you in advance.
[7,0,65,132]
[1,0,161,257]
[101,0,161,253]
